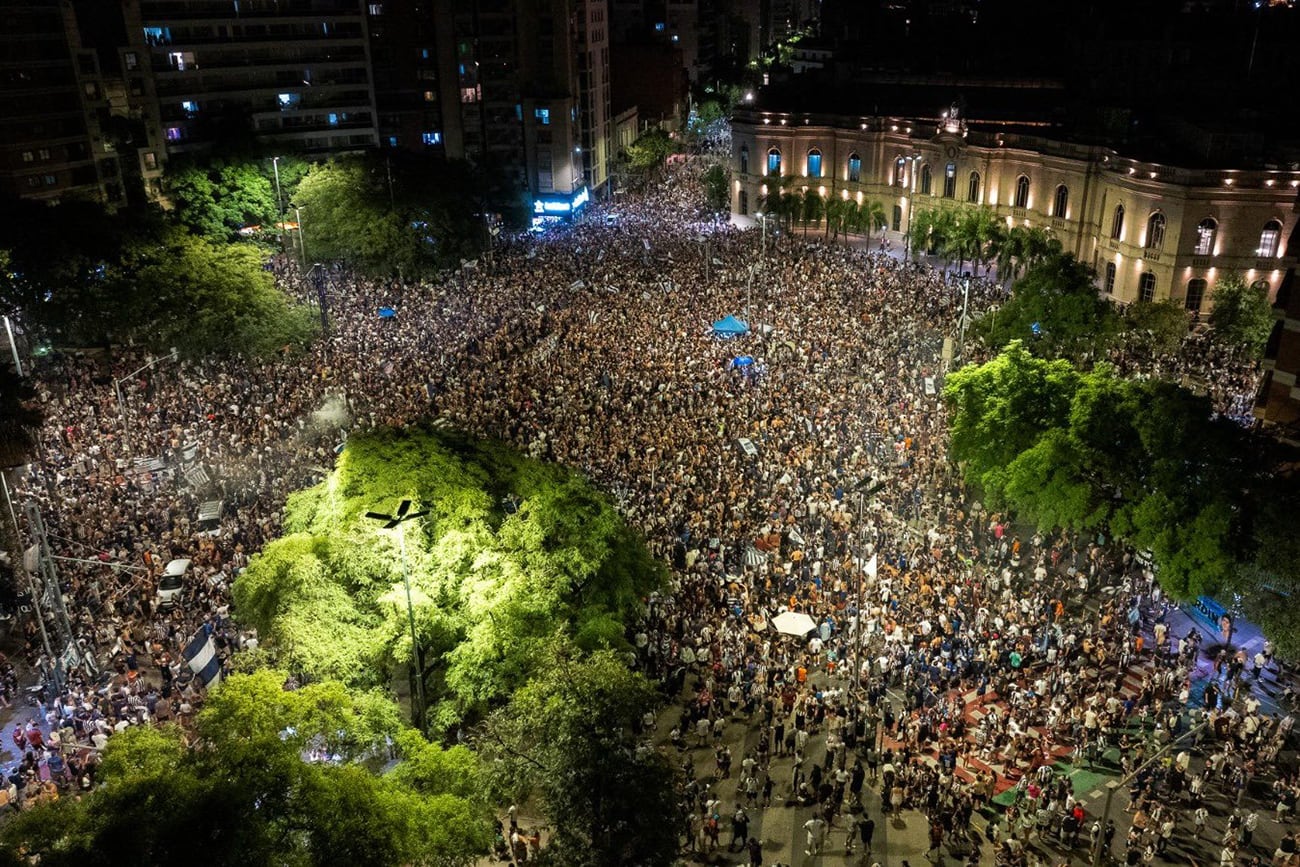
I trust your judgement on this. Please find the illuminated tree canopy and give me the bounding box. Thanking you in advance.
[233,425,666,732]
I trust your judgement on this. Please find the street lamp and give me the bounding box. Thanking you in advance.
[270,156,286,253]
[291,204,308,273]
[365,499,430,731]
[903,152,922,259]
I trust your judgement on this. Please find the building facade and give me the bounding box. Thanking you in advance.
[0,2,140,205]
[135,0,380,154]
[731,108,1299,309]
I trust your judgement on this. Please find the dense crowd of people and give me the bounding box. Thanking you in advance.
[2,158,1294,865]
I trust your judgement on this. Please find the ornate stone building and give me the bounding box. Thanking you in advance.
[730,107,1299,310]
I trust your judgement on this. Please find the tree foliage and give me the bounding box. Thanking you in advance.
[973,254,1120,361]
[163,157,284,242]
[1208,274,1275,358]
[945,343,1287,634]
[623,129,677,173]
[0,200,314,357]
[478,649,682,867]
[291,154,521,279]
[0,670,489,867]
[1123,299,1190,355]
[702,163,730,213]
[233,426,665,731]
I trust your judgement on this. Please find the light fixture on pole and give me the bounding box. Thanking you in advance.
[904,152,922,259]
[366,499,430,731]
[291,204,308,273]
[271,156,286,253]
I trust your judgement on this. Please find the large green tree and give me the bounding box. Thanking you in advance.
[291,155,498,278]
[164,157,281,242]
[945,343,1272,616]
[478,649,682,867]
[973,253,1120,360]
[233,426,665,732]
[1207,274,1276,358]
[0,670,489,867]
[1124,299,1189,355]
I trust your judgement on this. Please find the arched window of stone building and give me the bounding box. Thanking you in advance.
[1053,184,1068,218]
[1259,219,1283,257]
[1014,175,1030,208]
[1146,212,1166,250]
[1194,218,1216,255]
[1111,204,1125,240]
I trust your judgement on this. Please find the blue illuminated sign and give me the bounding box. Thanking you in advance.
[531,186,590,216]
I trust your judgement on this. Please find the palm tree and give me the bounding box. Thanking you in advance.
[824,198,847,240]
[993,225,1029,286]
[909,208,938,260]
[930,209,960,266]
[800,188,824,238]
[960,207,1001,276]
[860,199,888,248]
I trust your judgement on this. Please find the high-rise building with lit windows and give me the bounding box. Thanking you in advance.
[134,0,379,154]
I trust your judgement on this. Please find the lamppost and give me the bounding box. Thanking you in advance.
[849,475,885,696]
[292,204,308,273]
[1090,717,1210,867]
[956,276,972,366]
[903,152,923,259]
[365,499,430,731]
[270,156,286,253]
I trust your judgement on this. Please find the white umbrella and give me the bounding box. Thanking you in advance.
[771,610,818,637]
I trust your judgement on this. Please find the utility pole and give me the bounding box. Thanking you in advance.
[24,502,74,701]
[271,156,285,254]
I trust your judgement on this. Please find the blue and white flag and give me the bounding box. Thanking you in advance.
[182,629,222,689]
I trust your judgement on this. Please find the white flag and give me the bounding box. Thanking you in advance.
[866,553,878,580]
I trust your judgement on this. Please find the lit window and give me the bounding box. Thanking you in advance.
[1110,204,1125,240]
[1194,219,1216,256]
[1139,272,1156,303]
[739,146,749,175]
[1103,262,1116,294]
[142,27,170,46]
[388,136,399,147]
[1014,175,1029,208]
[535,107,550,125]
[894,158,906,187]
[423,90,436,102]
[142,152,158,170]
[278,92,300,109]
[1146,212,1166,250]
[848,153,861,183]
[43,175,56,186]
[38,149,49,160]
[165,126,184,141]
[421,48,431,59]
[767,148,781,176]
[1259,220,1283,257]
[21,151,33,163]
[1185,278,1206,312]
[368,2,383,14]
[124,52,138,71]
[806,148,821,178]
[943,162,956,198]
[168,51,195,71]
[181,100,198,116]
[422,131,442,146]
[1053,184,1068,218]
[920,165,932,195]
[327,113,339,126]
[460,86,479,104]
[967,171,980,202]
[654,21,665,31]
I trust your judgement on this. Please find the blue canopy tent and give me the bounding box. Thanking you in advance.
[378,307,397,319]
[711,315,749,338]
[731,355,755,369]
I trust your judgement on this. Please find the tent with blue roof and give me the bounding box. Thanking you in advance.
[711,315,749,338]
